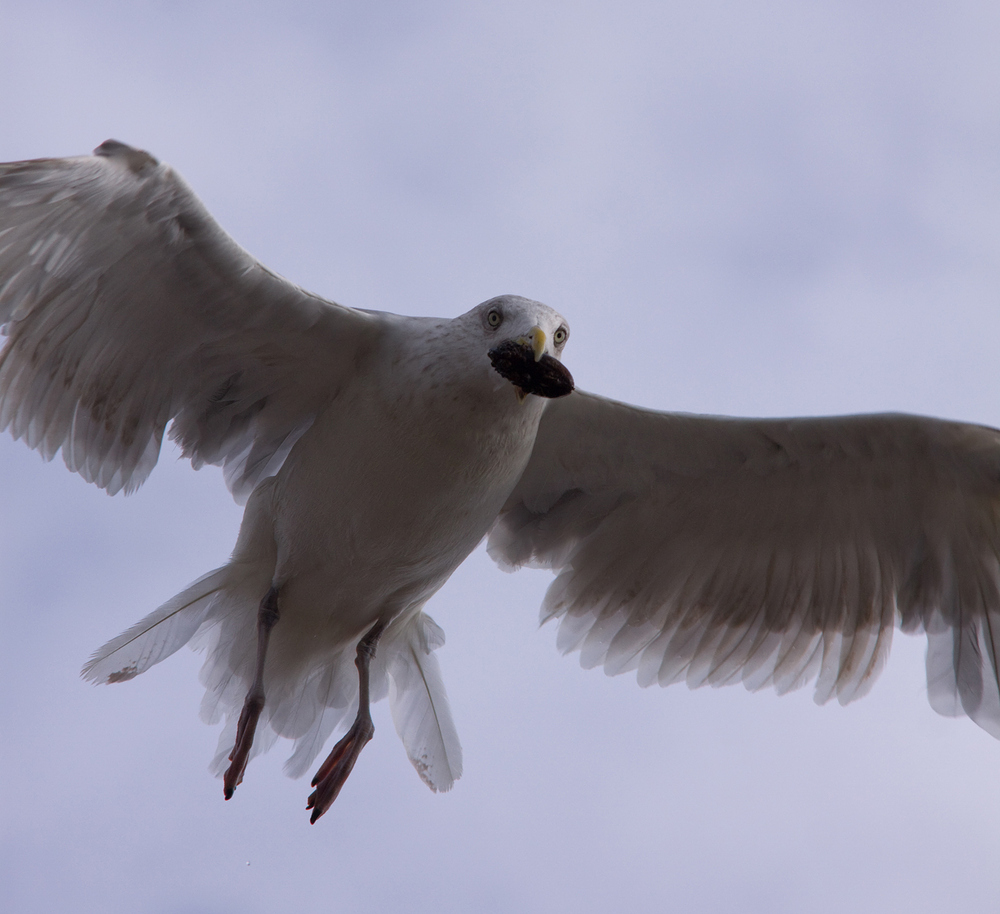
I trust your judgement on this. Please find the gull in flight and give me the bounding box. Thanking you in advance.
[2,140,999,822]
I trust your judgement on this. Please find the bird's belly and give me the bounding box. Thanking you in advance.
[257,388,536,645]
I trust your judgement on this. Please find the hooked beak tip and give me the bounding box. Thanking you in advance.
[529,327,546,362]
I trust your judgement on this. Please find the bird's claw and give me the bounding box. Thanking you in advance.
[223,695,264,800]
[306,717,374,823]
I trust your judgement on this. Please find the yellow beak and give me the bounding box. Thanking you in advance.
[527,326,546,362]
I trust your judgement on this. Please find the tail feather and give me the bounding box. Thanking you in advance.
[81,567,229,684]
[282,703,352,779]
[387,612,463,792]
[85,568,464,793]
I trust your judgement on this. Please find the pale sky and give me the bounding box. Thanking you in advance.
[2,2,1000,912]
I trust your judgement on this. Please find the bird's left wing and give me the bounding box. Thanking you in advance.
[489,391,1000,737]
[0,141,381,499]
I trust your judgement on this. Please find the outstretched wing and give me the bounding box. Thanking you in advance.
[489,390,1000,737]
[0,140,381,499]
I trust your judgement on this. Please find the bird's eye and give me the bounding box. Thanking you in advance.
[487,309,503,329]
[553,326,568,345]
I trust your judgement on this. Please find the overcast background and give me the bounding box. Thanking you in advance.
[1,2,1000,912]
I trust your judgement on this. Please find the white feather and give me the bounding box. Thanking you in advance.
[81,567,229,683]
[387,613,463,792]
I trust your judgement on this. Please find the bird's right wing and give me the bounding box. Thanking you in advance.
[0,140,382,500]
[489,391,1000,737]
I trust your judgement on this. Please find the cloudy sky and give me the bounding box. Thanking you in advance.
[2,2,1000,912]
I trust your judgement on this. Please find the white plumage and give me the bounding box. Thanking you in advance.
[2,140,1000,817]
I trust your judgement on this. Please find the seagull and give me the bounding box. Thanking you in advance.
[2,140,999,822]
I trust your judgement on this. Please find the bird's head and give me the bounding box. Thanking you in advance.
[472,295,574,402]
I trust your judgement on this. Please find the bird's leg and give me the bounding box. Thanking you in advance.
[306,619,386,823]
[223,585,280,800]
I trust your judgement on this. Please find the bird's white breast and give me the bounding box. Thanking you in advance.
[248,320,544,647]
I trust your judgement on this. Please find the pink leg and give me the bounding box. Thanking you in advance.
[306,619,386,823]
[223,585,280,800]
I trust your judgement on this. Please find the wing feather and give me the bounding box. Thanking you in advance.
[0,141,382,499]
[490,390,1000,736]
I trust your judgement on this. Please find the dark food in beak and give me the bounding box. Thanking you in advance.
[488,339,575,399]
